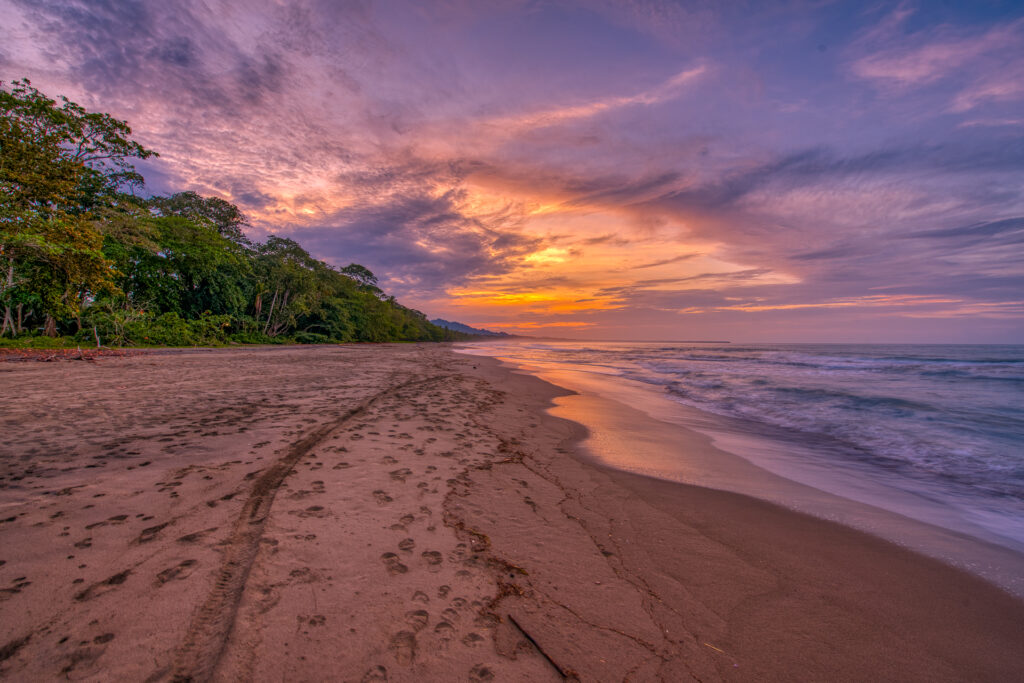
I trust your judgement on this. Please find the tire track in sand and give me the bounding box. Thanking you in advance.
[165,374,450,682]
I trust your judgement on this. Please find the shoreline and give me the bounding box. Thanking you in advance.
[464,350,1024,681]
[1,345,1022,681]
[459,343,1024,596]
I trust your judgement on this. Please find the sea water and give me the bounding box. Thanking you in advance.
[460,341,1024,554]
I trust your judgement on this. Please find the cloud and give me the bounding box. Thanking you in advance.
[851,31,1002,87]
[950,62,1024,112]
[481,64,707,133]
[849,9,1024,113]
[905,216,1024,242]
[631,253,701,269]
[279,187,542,297]
[4,0,1023,340]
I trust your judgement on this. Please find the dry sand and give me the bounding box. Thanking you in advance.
[0,345,1021,682]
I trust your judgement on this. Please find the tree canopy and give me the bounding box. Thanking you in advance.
[0,79,466,345]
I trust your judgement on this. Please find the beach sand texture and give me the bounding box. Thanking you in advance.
[0,345,1022,681]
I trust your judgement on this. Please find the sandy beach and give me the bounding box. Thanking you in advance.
[1,345,1022,682]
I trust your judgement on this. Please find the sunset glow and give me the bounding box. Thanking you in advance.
[3,0,1022,341]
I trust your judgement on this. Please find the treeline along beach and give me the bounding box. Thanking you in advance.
[1,79,465,347]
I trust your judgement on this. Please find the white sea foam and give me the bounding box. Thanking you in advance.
[461,340,1024,552]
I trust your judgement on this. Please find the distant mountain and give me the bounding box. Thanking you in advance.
[429,319,512,337]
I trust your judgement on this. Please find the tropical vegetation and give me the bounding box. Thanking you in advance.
[0,79,466,346]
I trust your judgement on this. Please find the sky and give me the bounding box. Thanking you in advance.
[2,0,1023,342]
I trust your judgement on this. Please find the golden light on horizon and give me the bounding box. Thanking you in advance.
[523,247,571,264]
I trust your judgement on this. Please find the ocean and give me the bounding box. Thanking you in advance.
[459,341,1024,555]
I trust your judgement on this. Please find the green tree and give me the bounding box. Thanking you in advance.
[253,236,320,336]
[149,191,250,245]
[105,215,249,318]
[1,78,155,335]
[2,80,467,346]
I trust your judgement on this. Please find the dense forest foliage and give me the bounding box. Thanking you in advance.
[0,79,466,346]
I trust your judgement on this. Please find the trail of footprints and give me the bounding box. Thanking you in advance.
[0,356,530,680]
[263,373,516,681]
[0,351,432,679]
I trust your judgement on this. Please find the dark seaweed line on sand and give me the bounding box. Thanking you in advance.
[164,374,450,683]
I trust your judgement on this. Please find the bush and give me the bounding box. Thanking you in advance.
[95,311,235,346]
[0,335,79,349]
[125,312,193,346]
[227,331,289,344]
[293,331,332,344]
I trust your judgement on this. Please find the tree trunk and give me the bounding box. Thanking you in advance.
[43,315,57,337]
[262,287,279,336]
[270,290,291,338]
[1,261,13,337]
[16,303,23,334]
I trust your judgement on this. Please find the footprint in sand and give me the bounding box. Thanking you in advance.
[433,621,455,649]
[372,490,393,505]
[462,632,485,647]
[469,664,495,682]
[380,553,408,575]
[156,559,198,584]
[289,567,318,584]
[361,665,388,682]
[177,527,218,544]
[255,585,281,614]
[398,538,415,552]
[421,551,442,570]
[290,505,328,518]
[389,468,413,482]
[74,569,131,601]
[136,522,169,544]
[412,591,429,604]
[388,631,416,665]
[60,640,110,676]
[405,610,429,631]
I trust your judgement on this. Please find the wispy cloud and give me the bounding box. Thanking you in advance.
[849,9,1024,113]
[482,64,707,133]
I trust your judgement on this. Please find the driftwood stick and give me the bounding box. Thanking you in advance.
[507,614,578,680]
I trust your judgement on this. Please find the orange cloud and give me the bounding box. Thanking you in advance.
[686,294,967,314]
[500,321,596,329]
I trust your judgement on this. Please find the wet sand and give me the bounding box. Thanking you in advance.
[0,345,1022,681]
